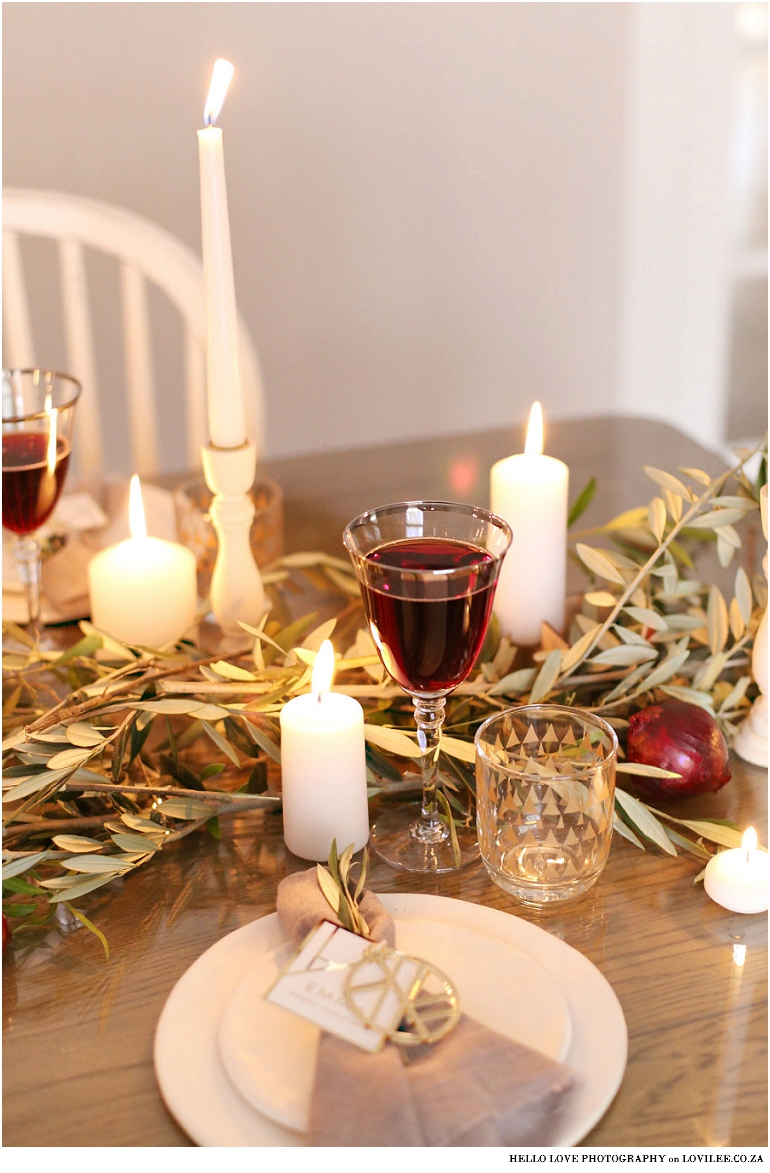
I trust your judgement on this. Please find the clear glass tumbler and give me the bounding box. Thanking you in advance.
[475,705,617,905]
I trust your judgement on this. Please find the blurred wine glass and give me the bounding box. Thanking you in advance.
[2,369,81,635]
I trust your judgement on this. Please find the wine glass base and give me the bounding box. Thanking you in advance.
[370,802,480,874]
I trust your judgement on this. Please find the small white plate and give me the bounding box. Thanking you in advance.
[217,918,573,1133]
[154,893,628,1147]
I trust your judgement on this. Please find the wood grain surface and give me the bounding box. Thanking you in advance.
[3,418,767,1148]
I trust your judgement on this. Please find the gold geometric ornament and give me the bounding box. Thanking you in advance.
[344,945,460,1047]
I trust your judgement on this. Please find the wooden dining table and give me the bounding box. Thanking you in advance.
[3,416,767,1148]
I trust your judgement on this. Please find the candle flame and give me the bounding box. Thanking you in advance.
[204,58,234,126]
[743,826,758,861]
[44,393,58,477]
[128,474,148,540]
[524,401,544,456]
[312,639,335,698]
[733,943,747,967]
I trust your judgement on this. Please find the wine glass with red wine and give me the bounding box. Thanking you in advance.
[344,500,511,873]
[2,369,81,634]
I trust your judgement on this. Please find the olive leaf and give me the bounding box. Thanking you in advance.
[706,586,729,656]
[612,811,645,850]
[614,789,677,856]
[51,835,105,853]
[659,685,714,710]
[2,851,53,879]
[60,854,138,874]
[734,567,752,626]
[436,787,461,869]
[576,544,626,586]
[616,762,681,779]
[567,476,597,528]
[589,645,657,668]
[719,676,751,714]
[643,466,690,500]
[636,649,690,691]
[530,649,562,704]
[648,497,667,543]
[363,724,422,758]
[47,874,125,903]
[209,660,258,682]
[488,667,536,696]
[663,489,683,523]
[46,747,93,771]
[65,723,107,748]
[728,599,746,640]
[316,864,342,913]
[155,798,214,820]
[689,508,747,530]
[438,735,476,765]
[679,466,712,486]
[624,605,668,632]
[301,618,337,652]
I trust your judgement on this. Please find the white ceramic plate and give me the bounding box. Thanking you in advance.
[217,918,573,1133]
[154,893,627,1147]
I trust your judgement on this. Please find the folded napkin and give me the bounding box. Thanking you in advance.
[275,869,577,1146]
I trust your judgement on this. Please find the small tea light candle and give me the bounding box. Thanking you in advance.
[280,640,369,862]
[490,402,569,646]
[88,476,198,648]
[704,828,769,915]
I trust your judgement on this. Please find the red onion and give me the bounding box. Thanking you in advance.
[626,700,731,799]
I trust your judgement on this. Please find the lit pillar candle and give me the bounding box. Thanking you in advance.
[280,640,370,862]
[198,59,246,450]
[490,402,569,646]
[88,476,198,647]
[704,828,769,915]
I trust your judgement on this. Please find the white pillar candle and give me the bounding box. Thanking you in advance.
[490,402,569,646]
[88,476,197,648]
[198,59,246,451]
[704,828,769,915]
[280,640,370,862]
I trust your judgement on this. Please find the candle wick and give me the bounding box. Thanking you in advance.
[316,692,322,705]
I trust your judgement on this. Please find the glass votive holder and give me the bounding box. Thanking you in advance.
[173,475,284,599]
[475,705,617,906]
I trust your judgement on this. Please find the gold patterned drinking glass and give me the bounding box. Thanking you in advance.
[475,705,617,905]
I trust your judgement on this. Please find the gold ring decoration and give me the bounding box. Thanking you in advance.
[343,944,460,1046]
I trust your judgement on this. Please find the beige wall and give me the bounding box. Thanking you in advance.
[3,3,758,472]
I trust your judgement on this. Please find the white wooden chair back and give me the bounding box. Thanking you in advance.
[2,187,264,480]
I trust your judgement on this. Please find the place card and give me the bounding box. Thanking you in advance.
[266,920,461,1053]
[266,921,390,1052]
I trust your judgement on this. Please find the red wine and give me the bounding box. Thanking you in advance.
[2,431,71,534]
[360,537,498,693]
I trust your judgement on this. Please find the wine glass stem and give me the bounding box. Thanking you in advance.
[14,536,42,635]
[412,695,447,844]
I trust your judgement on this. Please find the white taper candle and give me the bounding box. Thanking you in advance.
[198,59,246,450]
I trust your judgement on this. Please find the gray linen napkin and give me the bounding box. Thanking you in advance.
[275,869,577,1146]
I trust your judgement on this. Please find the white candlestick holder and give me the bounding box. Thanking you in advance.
[201,440,266,634]
[734,485,767,769]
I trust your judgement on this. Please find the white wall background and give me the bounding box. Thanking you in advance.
[3,2,766,472]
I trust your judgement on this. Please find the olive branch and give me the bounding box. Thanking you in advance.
[2,442,766,948]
